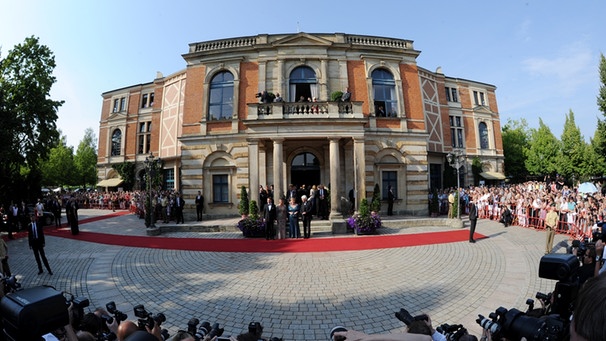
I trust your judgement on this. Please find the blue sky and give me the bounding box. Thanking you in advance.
[1,0,604,148]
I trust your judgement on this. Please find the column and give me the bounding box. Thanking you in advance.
[248,139,259,205]
[329,138,341,220]
[353,137,366,209]
[272,138,284,201]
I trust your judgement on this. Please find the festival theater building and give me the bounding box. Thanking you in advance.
[97,32,504,222]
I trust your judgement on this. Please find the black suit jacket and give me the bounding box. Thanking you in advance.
[301,201,314,219]
[263,203,277,222]
[28,221,45,247]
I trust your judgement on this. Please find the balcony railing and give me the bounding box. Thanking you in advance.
[247,101,364,121]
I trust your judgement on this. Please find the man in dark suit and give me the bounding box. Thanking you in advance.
[387,185,395,216]
[301,195,313,239]
[317,185,328,220]
[195,191,204,221]
[468,199,478,243]
[174,192,185,224]
[27,215,53,275]
[263,197,276,240]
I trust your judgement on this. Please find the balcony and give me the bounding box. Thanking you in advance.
[246,101,364,121]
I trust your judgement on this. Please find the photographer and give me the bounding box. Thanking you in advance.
[595,240,605,276]
[333,329,431,341]
[570,271,606,341]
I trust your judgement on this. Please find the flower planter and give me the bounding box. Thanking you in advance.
[242,229,266,238]
[355,228,376,235]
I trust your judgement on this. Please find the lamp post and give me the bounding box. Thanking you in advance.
[447,149,465,220]
[144,152,161,228]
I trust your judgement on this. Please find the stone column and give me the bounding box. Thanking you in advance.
[329,138,346,233]
[353,137,366,209]
[272,138,284,201]
[248,139,259,205]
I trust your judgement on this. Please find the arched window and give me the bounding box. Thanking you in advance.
[208,71,234,120]
[372,68,397,117]
[289,66,317,102]
[479,122,489,149]
[111,129,121,156]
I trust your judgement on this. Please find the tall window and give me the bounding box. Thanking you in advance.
[449,115,464,148]
[137,122,151,154]
[479,122,489,149]
[473,90,486,106]
[164,168,174,190]
[208,71,234,120]
[213,174,229,202]
[445,87,458,102]
[372,68,397,117]
[111,129,121,156]
[120,97,126,111]
[141,92,154,108]
[289,66,317,102]
[382,171,397,200]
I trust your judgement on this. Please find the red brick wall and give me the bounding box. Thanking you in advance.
[400,63,425,131]
[239,62,258,131]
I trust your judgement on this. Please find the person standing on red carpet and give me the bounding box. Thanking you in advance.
[301,195,313,239]
[468,199,478,243]
[27,215,53,275]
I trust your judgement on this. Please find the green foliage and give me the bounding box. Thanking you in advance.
[249,199,259,220]
[371,183,381,212]
[586,119,606,177]
[330,91,343,101]
[359,198,370,218]
[598,53,606,116]
[0,36,63,204]
[111,162,136,190]
[558,110,585,182]
[452,191,460,218]
[239,186,249,215]
[40,136,75,186]
[524,118,560,176]
[502,118,530,182]
[74,128,98,188]
[471,157,483,186]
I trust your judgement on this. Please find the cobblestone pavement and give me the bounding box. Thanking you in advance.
[3,209,570,340]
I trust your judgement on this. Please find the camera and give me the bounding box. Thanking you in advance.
[106,301,128,323]
[394,308,428,326]
[133,304,165,330]
[255,92,262,98]
[186,318,224,340]
[329,326,347,341]
[436,323,469,341]
[477,254,578,341]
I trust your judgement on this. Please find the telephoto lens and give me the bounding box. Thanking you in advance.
[329,326,347,341]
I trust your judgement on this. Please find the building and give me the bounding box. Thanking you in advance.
[97,32,504,225]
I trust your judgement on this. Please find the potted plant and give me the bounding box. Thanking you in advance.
[330,91,343,102]
[238,199,265,237]
[371,184,381,213]
[238,186,249,218]
[346,198,382,235]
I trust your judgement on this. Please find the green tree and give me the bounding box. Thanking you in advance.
[586,119,606,177]
[74,128,98,188]
[501,118,530,182]
[370,183,381,213]
[525,119,560,177]
[598,53,606,116]
[0,36,63,204]
[558,110,587,183]
[40,135,75,187]
[239,186,249,216]
[111,162,135,191]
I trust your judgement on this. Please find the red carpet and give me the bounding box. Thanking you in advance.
[6,211,487,253]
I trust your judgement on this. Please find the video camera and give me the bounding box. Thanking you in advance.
[477,254,579,341]
[394,308,428,326]
[105,301,128,324]
[133,304,166,330]
[186,318,225,341]
[436,323,469,341]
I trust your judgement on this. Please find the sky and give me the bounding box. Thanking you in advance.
[1,0,605,148]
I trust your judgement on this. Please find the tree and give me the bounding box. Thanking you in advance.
[598,53,606,116]
[586,119,606,178]
[40,135,75,187]
[370,183,381,213]
[0,36,63,204]
[525,119,560,177]
[74,128,98,188]
[111,162,135,191]
[558,110,587,183]
[239,186,249,216]
[501,118,530,182]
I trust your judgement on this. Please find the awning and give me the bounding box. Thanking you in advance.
[97,178,124,187]
[480,172,506,180]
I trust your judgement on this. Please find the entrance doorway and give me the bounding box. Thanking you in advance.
[290,152,320,188]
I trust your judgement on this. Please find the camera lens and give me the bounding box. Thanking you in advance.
[329,326,347,341]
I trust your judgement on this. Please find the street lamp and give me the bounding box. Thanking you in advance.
[144,152,161,228]
[446,149,465,220]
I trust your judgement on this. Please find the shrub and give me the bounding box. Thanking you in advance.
[238,186,249,216]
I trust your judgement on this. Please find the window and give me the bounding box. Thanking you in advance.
[208,71,234,120]
[382,171,397,200]
[289,66,317,102]
[163,168,174,190]
[141,92,155,108]
[479,122,489,149]
[111,129,121,156]
[473,90,486,106]
[120,97,126,111]
[213,174,229,203]
[445,87,458,102]
[137,122,152,154]
[112,96,127,113]
[113,99,119,113]
[372,69,397,117]
[449,115,464,148]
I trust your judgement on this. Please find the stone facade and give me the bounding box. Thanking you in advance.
[97,33,504,220]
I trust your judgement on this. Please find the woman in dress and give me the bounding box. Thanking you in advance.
[287,197,300,238]
[276,197,288,239]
